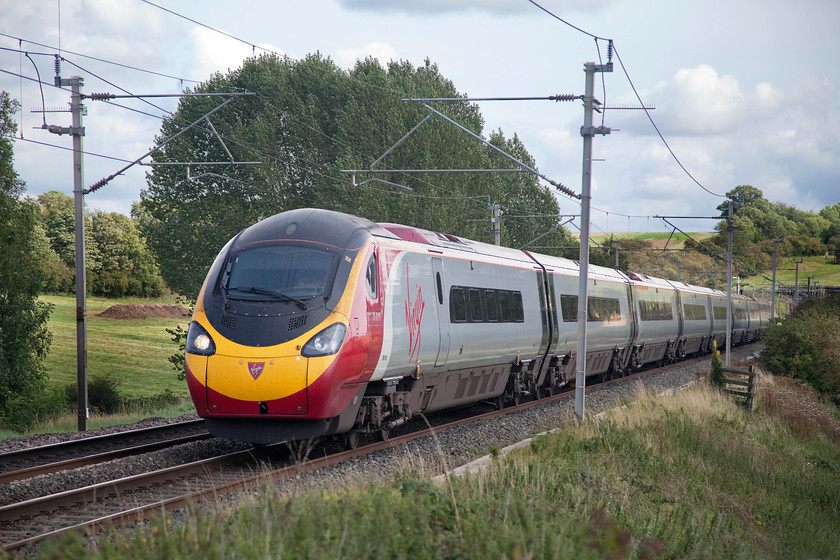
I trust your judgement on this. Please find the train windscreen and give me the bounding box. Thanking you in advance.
[226,245,336,299]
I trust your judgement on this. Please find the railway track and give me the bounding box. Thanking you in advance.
[0,348,753,554]
[0,419,209,485]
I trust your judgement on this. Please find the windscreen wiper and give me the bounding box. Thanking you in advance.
[230,286,308,310]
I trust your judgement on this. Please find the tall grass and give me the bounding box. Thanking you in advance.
[37,379,840,559]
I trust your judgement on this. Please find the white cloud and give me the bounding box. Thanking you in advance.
[189,27,285,81]
[335,0,612,15]
[86,0,162,32]
[537,127,575,150]
[666,64,744,134]
[335,41,398,68]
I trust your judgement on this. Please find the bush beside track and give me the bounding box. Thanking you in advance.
[761,293,840,405]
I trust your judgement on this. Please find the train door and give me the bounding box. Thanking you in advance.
[432,258,450,367]
[364,248,383,370]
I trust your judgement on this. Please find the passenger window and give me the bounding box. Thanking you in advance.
[485,290,498,322]
[450,287,467,322]
[512,291,524,322]
[469,289,484,322]
[366,254,378,299]
[499,291,512,322]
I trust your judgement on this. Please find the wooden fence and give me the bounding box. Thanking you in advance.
[721,364,756,411]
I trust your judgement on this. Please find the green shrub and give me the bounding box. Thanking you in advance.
[761,294,840,404]
[167,297,194,382]
[710,340,724,387]
[0,386,68,432]
[65,372,123,414]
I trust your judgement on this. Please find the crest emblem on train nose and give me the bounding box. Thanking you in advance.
[247,362,265,380]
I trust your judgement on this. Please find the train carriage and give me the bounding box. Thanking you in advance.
[668,280,716,358]
[626,273,681,366]
[372,223,548,415]
[536,257,635,380]
[731,295,751,345]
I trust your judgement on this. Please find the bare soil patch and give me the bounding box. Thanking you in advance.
[97,303,190,320]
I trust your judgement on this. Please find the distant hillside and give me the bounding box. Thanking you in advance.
[587,232,715,250]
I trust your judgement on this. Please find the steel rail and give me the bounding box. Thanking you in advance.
[0,419,206,472]
[0,432,212,485]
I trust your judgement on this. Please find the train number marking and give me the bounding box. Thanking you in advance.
[248,362,265,380]
[404,263,425,363]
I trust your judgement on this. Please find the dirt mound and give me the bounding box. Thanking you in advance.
[97,303,190,320]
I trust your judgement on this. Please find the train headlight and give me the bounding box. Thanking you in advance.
[301,323,347,358]
[186,321,216,356]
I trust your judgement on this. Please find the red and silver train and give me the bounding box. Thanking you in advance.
[184,208,770,447]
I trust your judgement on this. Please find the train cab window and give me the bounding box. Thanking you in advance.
[227,245,335,299]
[366,254,378,299]
[468,289,484,322]
[436,272,443,304]
[485,290,499,322]
[450,287,467,322]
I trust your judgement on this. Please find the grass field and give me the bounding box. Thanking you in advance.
[40,294,191,400]
[590,231,715,247]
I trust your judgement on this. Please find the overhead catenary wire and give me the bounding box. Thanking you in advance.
[610,44,724,198]
[140,0,268,57]
[0,31,200,85]
[1,49,396,202]
[80,3,571,209]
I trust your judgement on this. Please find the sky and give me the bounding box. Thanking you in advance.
[1,0,838,235]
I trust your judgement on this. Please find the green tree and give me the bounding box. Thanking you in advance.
[88,211,166,297]
[0,91,54,429]
[140,54,570,297]
[35,191,165,296]
[709,184,833,283]
[37,190,101,281]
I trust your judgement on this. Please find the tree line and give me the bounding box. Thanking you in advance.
[597,185,840,289]
[34,190,165,298]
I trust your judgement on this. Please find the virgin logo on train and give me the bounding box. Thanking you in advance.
[248,362,265,380]
[404,264,425,363]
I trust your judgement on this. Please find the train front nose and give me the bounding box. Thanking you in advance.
[184,320,311,416]
[204,353,309,415]
[185,320,350,418]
